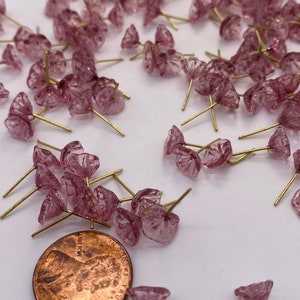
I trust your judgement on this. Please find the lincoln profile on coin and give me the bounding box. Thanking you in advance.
[35,249,122,298]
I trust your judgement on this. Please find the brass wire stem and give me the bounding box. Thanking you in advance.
[89,168,123,185]
[37,139,62,152]
[212,8,223,22]
[112,174,135,196]
[0,187,39,219]
[181,102,218,126]
[160,11,178,30]
[130,50,143,61]
[238,123,279,139]
[112,83,120,99]
[29,107,48,121]
[184,142,204,149]
[95,58,123,64]
[91,109,125,137]
[0,39,14,43]
[118,196,133,203]
[182,79,193,111]
[197,138,220,154]
[2,166,36,198]
[227,152,253,165]
[166,188,192,214]
[274,173,299,206]
[160,11,189,22]
[209,94,218,131]
[31,211,74,237]
[3,14,23,27]
[32,113,72,132]
[232,146,269,156]
[31,210,110,237]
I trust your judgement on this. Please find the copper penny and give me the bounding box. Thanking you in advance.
[32,231,133,300]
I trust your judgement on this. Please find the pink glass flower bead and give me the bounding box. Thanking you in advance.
[5,114,33,141]
[38,190,66,224]
[131,188,162,216]
[121,24,140,49]
[267,126,290,160]
[291,189,300,216]
[164,125,185,156]
[141,204,180,245]
[234,280,273,300]
[126,286,171,300]
[175,146,201,178]
[202,139,233,169]
[113,207,142,247]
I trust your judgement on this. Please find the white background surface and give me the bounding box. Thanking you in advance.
[0,1,300,299]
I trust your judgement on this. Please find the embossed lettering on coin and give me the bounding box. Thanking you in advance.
[32,231,133,300]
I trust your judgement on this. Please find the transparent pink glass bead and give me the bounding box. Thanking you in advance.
[94,86,125,115]
[276,73,300,94]
[143,2,160,26]
[155,24,174,50]
[34,85,61,108]
[0,82,9,102]
[60,171,86,204]
[44,50,67,78]
[121,24,140,50]
[249,55,275,83]
[120,0,142,14]
[35,164,61,191]
[0,0,6,14]
[293,149,300,173]
[164,125,185,156]
[83,0,106,19]
[141,204,179,245]
[60,141,84,168]
[113,207,142,247]
[189,0,207,24]
[23,34,52,60]
[13,26,34,53]
[143,41,157,74]
[194,72,224,96]
[73,185,100,220]
[234,280,273,300]
[266,38,287,61]
[131,188,162,216]
[267,126,290,160]
[291,189,300,215]
[57,74,85,105]
[72,48,97,83]
[108,2,123,30]
[156,49,183,78]
[280,52,300,74]
[126,286,171,300]
[68,89,93,116]
[9,92,33,117]
[202,139,233,168]
[27,61,46,92]
[181,57,206,81]
[64,152,100,179]
[53,9,82,44]
[212,81,240,110]
[93,185,120,222]
[73,19,106,53]
[44,0,71,18]
[220,14,242,41]
[38,190,66,224]
[33,145,61,171]
[278,101,300,130]
[175,146,201,178]
[92,76,117,97]
[243,83,264,114]
[5,115,33,141]
[2,44,22,71]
